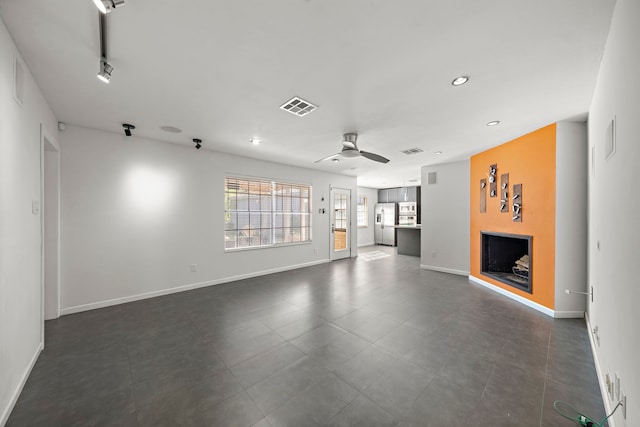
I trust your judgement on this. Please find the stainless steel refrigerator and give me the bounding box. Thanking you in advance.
[374,203,397,246]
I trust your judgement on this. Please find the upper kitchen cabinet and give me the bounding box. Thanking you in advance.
[378,189,388,203]
[387,188,399,203]
[406,186,420,203]
[379,187,420,203]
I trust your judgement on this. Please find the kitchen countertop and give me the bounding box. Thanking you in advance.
[396,224,421,229]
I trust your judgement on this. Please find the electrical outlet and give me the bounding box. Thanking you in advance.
[431,251,437,258]
[621,389,626,419]
[190,264,197,272]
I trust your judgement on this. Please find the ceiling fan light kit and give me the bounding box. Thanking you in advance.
[315,133,390,164]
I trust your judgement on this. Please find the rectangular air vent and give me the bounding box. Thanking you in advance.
[401,148,423,155]
[280,96,317,117]
[427,172,437,184]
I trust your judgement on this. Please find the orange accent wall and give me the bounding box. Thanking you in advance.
[470,123,556,309]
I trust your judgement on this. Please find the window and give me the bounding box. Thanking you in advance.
[224,177,311,250]
[357,196,368,227]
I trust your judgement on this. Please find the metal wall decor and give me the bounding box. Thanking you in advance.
[489,164,497,197]
[480,179,487,213]
[512,184,522,222]
[500,173,509,213]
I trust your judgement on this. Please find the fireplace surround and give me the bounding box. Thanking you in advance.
[481,231,532,293]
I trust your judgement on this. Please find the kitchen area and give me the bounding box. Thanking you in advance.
[374,186,421,256]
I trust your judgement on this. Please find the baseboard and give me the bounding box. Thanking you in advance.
[553,310,586,319]
[60,259,330,316]
[420,264,469,276]
[585,313,616,427]
[469,275,555,317]
[1,341,43,426]
[357,243,375,248]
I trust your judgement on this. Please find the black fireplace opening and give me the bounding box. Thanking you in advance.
[481,231,532,293]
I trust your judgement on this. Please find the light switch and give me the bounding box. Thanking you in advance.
[32,200,40,215]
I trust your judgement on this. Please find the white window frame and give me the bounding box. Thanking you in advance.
[224,176,312,250]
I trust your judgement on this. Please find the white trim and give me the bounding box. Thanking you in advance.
[1,342,42,426]
[469,275,555,317]
[585,313,616,427]
[552,310,586,319]
[60,259,330,315]
[358,243,375,248]
[420,264,469,276]
[330,187,352,261]
[40,123,61,333]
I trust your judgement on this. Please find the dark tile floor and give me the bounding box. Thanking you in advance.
[8,246,605,426]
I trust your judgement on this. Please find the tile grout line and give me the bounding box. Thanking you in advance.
[539,328,553,426]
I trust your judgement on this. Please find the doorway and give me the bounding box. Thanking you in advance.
[330,187,351,260]
[41,125,60,333]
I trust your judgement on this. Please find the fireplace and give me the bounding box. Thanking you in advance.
[481,231,532,293]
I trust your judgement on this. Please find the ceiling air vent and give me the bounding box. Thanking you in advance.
[401,147,423,155]
[280,96,317,117]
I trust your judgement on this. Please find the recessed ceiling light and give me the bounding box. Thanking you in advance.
[332,158,340,162]
[160,126,182,133]
[434,151,443,155]
[487,121,500,126]
[249,138,261,145]
[451,76,469,86]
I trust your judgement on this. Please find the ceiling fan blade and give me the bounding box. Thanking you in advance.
[360,151,390,163]
[314,152,341,163]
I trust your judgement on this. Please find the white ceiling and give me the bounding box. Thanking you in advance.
[0,0,615,188]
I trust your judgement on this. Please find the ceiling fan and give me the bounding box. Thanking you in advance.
[314,133,390,164]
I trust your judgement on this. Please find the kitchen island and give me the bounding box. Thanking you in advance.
[396,225,421,256]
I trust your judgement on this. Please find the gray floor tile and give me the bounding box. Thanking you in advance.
[328,393,397,427]
[404,375,480,427]
[230,342,306,388]
[217,330,286,367]
[133,369,242,414]
[273,314,327,340]
[333,345,398,391]
[8,246,605,427]
[266,374,358,427]
[332,309,402,342]
[290,323,348,353]
[247,356,329,415]
[186,391,264,427]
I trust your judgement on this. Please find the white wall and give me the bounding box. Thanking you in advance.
[0,19,58,426]
[587,0,639,422]
[356,186,377,247]
[554,122,588,315]
[419,160,470,275]
[59,126,357,313]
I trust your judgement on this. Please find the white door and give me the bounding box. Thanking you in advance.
[330,187,351,260]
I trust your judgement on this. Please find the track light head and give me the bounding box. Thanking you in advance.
[122,123,135,136]
[93,0,125,14]
[97,59,113,83]
[193,138,202,150]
